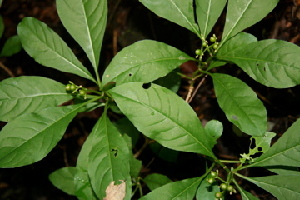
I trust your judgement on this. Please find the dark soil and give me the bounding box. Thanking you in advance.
[1,0,300,199]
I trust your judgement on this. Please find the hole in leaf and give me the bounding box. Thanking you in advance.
[142,82,151,89]
[257,147,262,152]
[111,148,118,157]
[128,73,132,77]
[256,63,259,66]
[263,67,266,71]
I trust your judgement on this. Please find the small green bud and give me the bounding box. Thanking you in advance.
[207,177,214,184]
[212,44,218,49]
[211,171,218,178]
[202,41,208,47]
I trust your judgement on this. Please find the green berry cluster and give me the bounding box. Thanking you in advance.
[66,82,88,99]
[206,171,237,200]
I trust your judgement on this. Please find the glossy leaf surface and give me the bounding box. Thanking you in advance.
[0,76,71,122]
[57,0,107,72]
[0,104,83,167]
[195,0,227,37]
[211,73,267,136]
[138,0,200,35]
[49,167,77,196]
[196,178,220,200]
[242,175,300,200]
[110,82,215,157]
[17,17,95,82]
[87,115,131,199]
[221,0,278,44]
[102,40,193,86]
[218,39,300,88]
[140,177,202,200]
[250,119,300,167]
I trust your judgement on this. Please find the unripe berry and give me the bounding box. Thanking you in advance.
[202,41,208,47]
[215,192,223,199]
[195,49,202,56]
[220,183,228,191]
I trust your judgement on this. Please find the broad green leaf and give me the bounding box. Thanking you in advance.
[241,175,300,200]
[130,156,142,178]
[57,0,107,73]
[196,178,220,200]
[110,82,215,158]
[143,173,172,191]
[217,32,257,56]
[75,168,98,200]
[149,142,178,163]
[204,119,223,145]
[49,167,77,196]
[221,0,278,44]
[138,0,200,36]
[248,132,276,155]
[17,17,96,82]
[211,73,267,136]
[266,166,300,176]
[87,114,131,199]
[0,76,72,122]
[114,117,140,147]
[154,70,181,93]
[0,35,22,57]
[218,39,300,88]
[250,119,300,167]
[0,104,83,167]
[102,40,193,86]
[238,187,259,200]
[195,0,227,37]
[140,177,202,200]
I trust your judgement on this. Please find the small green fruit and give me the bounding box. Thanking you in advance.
[195,49,202,55]
[220,183,228,191]
[202,41,208,47]
[210,36,217,43]
[215,192,223,199]
[212,44,218,49]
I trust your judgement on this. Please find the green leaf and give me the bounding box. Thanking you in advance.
[241,175,300,200]
[130,156,142,178]
[211,73,267,136]
[266,166,300,176]
[140,177,202,200]
[154,69,181,93]
[143,173,172,191]
[217,32,257,56]
[102,40,193,86]
[195,0,227,37]
[221,0,278,44]
[110,82,215,157]
[56,0,107,73]
[218,39,300,88]
[0,76,72,122]
[204,120,223,145]
[17,17,96,82]
[114,117,140,147]
[138,0,200,36]
[250,119,300,167]
[49,167,77,196]
[87,114,131,199]
[149,142,178,163]
[0,104,83,167]
[248,132,276,155]
[74,168,98,200]
[196,178,220,200]
[238,187,259,200]
[0,35,22,57]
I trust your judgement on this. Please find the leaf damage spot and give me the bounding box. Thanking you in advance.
[232,115,238,120]
[111,148,118,157]
[104,180,126,200]
[142,82,151,89]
